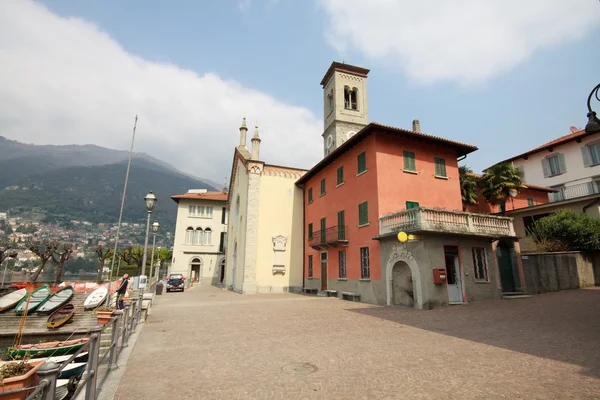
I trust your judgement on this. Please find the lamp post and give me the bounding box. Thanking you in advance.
[585,83,600,134]
[140,191,157,300]
[1,251,18,288]
[149,221,159,294]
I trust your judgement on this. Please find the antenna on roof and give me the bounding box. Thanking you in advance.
[223,177,229,193]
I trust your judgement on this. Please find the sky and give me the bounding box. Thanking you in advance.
[0,0,599,183]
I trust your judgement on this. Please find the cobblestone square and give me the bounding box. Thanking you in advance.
[114,286,600,399]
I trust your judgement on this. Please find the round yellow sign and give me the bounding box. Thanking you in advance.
[397,231,408,243]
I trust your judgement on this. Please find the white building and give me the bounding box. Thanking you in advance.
[170,189,228,286]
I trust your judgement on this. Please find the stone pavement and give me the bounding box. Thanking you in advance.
[113,286,600,400]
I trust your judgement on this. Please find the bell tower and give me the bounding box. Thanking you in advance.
[321,62,370,157]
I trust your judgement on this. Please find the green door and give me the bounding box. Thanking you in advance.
[496,241,515,292]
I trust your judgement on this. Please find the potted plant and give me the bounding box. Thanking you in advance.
[0,358,45,400]
[96,306,116,325]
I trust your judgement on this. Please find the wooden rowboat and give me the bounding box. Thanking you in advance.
[5,338,90,359]
[58,362,86,379]
[0,288,27,312]
[14,285,51,315]
[46,304,75,329]
[37,286,74,315]
[83,286,108,310]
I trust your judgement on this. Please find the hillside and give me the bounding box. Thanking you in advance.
[0,137,217,235]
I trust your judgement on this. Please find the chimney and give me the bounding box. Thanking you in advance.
[239,117,248,147]
[570,126,579,133]
[412,120,421,133]
[251,125,261,161]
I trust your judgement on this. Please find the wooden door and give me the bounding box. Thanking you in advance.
[320,252,328,290]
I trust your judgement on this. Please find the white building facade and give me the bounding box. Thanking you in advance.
[170,189,228,286]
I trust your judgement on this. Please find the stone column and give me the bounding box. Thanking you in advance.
[242,165,261,293]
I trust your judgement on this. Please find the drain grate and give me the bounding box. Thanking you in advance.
[282,363,318,376]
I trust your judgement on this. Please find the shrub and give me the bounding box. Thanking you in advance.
[527,209,600,252]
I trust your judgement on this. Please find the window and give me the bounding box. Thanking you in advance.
[337,210,346,240]
[472,247,489,281]
[344,87,358,110]
[357,152,367,174]
[542,154,566,177]
[339,250,347,278]
[406,201,419,209]
[206,207,213,218]
[308,223,313,240]
[198,206,205,217]
[320,218,326,243]
[221,207,227,224]
[337,166,344,185]
[527,198,534,207]
[189,205,196,217]
[360,247,370,279]
[189,205,213,218]
[204,228,212,245]
[219,232,226,252]
[358,201,369,226]
[308,188,313,203]
[583,143,600,167]
[195,228,204,245]
[434,157,447,177]
[320,178,326,195]
[308,255,313,277]
[185,227,194,244]
[403,151,416,172]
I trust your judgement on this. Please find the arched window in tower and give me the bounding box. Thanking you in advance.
[328,89,334,112]
[204,228,212,245]
[185,227,194,244]
[344,86,358,110]
[195,228,204,245]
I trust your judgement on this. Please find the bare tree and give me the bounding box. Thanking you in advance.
[28,240,58,283]
[95,244,113,283]
[0,240,18,265]
[51,243,74,284]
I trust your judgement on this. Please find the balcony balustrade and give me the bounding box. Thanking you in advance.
[308,225,348,250]
[379,207,515,238]
[549,181,600,202]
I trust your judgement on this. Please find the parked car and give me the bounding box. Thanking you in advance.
[166,274,185,292]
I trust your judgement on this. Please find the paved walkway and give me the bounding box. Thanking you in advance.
[114,286,600,399]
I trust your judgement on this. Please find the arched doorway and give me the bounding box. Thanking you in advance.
[219,258,226,284]
[385,244,423,309]
[496,240,516,292]
[190,258,202,283]
[391,261,414,307]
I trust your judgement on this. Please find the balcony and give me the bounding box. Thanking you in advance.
[309,226,348,250]
[549,182,600,202]
[379,207,515,238]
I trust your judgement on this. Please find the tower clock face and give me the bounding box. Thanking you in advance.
[326,135,334,149]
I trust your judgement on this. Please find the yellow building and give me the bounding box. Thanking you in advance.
[225,119,306,293]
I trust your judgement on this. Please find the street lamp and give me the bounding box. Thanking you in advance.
[585,83,600,134]
[140,191,157,301]
[148,220,159,293]
[1,251,18,288]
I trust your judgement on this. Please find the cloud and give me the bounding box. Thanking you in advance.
[0,0,322,182]
[318,0,600,85]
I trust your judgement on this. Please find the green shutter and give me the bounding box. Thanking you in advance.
[320,178,326,195]
[403,151,416,172]
[320,218,326,243]
[308,188,313,203]
[337,210,345,240]
[527,198,534,207]
[434,157,447,177]
[308,223,313,239]
[337,166,344,185]
[358,152,366,173]
[320,217,326,231]
[406,201,419,209]
[358,202,368,225]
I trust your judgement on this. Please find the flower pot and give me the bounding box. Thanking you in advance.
[0,360,45,400]
[96,311,114,325]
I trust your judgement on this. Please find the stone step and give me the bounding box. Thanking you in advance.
[502,294,532,299]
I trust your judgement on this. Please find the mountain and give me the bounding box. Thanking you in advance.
[0,136,218,236]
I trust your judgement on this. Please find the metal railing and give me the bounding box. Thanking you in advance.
[308,226,348,247]
[379,207,515,237]
[2,296,144,400]
[549,181,600,202]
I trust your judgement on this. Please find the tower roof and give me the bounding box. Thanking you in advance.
[320,61,370,86]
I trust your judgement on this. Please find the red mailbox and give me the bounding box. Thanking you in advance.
[433,268,447,284]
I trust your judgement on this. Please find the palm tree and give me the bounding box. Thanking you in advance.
[459,165,479,211]
[480,163,527,215]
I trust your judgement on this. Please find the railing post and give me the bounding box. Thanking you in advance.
[415,208,424,229]
[37,361,60,400]
[466,214,474,233]
[121,303,130,348]
[108,310,123,370]
[130,298,137,333]
[137,294,143,324]
[85,325,103,400]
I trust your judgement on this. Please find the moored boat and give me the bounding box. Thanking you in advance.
[46,304,75,329]
[83,286,108,310]
[14,285,51,315]
[37,286,74,315]
[5,338,90,359]
[58,362,86,379]
[0,288,27,312]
